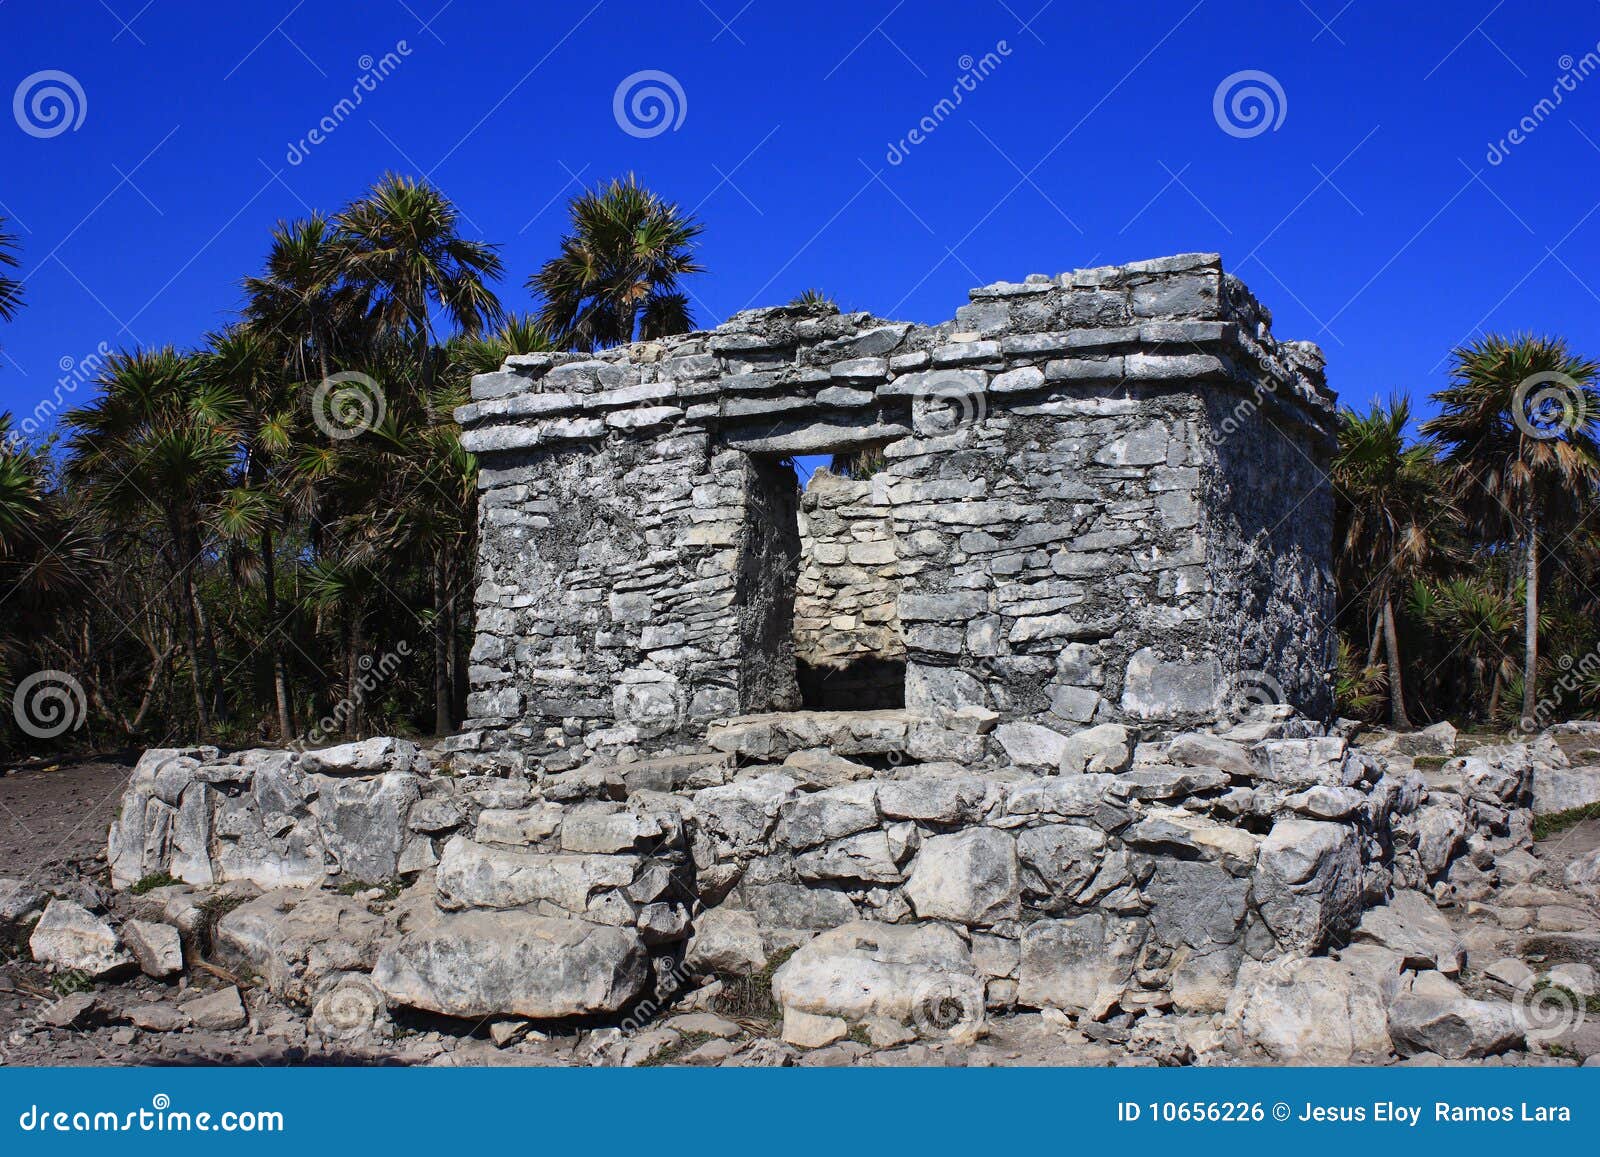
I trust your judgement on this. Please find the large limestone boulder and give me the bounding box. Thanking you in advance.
[1143,859,1251,1012]
[215,890,389,1002]
[1388,995,1523,1059]
[434,836,638,914]
[1351,890,1465,974]
[108,743,426,890]
[373,911,648,1019]
[1166,732,1253,776]
[1534,765,1600,816]
[775,783,879,849]
[1393,721,1457,756]
[903,828,1019,925]
[1250,738,1352,789]
[300,736,423,776]
[311,771,422,883]
[1252,818,1361,952]
[1017,912,1148,1017]
[690,773,797,857]
[1225,957,1393,1064]
[772,920,981,1032]
[28,900,132,978]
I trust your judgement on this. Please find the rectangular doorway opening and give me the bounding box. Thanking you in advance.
[791,449,905,710]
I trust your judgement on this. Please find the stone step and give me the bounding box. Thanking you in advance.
[706,710,927,760]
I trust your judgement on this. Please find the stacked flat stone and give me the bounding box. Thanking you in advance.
[793,468,903,671]
[455,253,1338,758]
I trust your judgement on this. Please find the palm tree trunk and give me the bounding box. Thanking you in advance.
[346,612,366,738]
[432,552,452,736]
[1382,596,1411,728]
[186,527,228,726]
[1523,517,1540,722]
[170,525,210,735]
[1366,616,1383,669]
[260,526,295,740]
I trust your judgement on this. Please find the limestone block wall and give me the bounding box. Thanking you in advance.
[455,253,1338,755]
[793,469,903,672]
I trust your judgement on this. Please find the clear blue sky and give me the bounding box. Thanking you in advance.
[2,0,1598,437]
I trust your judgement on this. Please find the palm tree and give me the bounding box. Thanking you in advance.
[1422,336,1600,724]
[1409,577,1526,721]
[528,174,703,351]
[241,214,353,386]
[1332,397,1450,727]
[0,217,22,333]
[64,348,240,733]
[203,325,299,740]
[448,313,554,376]
[333,174,503,357]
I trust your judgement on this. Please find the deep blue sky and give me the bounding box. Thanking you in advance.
[2,0,1598,437]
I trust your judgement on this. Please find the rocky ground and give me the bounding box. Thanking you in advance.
[3,724,1600,1068]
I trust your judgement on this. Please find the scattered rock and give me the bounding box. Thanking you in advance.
[1388,995,1523,1060]
[40,992,102,1029]
[28,900,132,978]
[0,877,46,942]
[182,985,248,1031]
[121,919,184,979]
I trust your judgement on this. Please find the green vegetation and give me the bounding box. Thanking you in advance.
[1532,803,1600,841]
[0,176,702,753]
[1333,337,1600,729]
[130,871,180,895]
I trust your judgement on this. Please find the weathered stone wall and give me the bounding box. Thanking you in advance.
[792,469,903,671]
[106,724,1539,1034]
[455,253,1337,756]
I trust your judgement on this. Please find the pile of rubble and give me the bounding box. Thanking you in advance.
[3,714,1598,1066]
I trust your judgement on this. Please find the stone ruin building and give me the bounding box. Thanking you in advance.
[455,251,1338,757]
[87,255,1545,1061]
